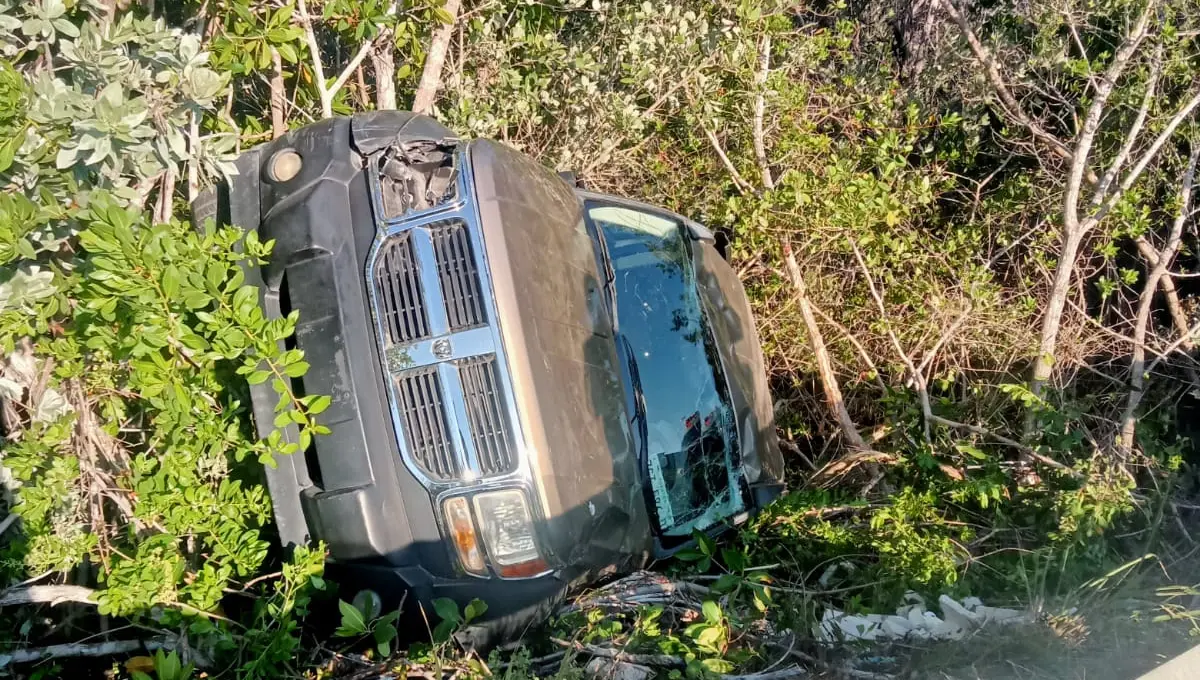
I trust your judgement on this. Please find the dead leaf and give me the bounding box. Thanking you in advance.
[125,656,155,674]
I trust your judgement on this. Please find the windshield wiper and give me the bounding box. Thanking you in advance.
[619,333,648,454]
[593,228,618,329]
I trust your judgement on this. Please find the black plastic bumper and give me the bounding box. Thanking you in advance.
[325,561,573,645]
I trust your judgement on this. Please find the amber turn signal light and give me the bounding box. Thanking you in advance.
[443,496,486,575]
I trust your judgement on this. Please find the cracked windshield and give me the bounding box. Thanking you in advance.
[589,204,744,537]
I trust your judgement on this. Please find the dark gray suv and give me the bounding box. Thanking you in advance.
[219,111,785,637]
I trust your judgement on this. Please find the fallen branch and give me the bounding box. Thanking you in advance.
[0,637,177,667]
[0,584,96,607]
[551,638,685,669]
[782,244,867,450]
[925,414,1083,479]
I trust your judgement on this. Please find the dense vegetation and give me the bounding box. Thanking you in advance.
[2,0,1200,677]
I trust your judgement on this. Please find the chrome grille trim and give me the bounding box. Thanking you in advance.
[395,367,458,480]
[431,222,486,331]
[365,145,530,494]
[374,233,429,345]
[458,355,515,476]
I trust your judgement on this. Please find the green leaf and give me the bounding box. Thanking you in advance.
[277,42,298,64]
[162,265,182,298]
[338,599,368,635]
[284,361,310,378]
[432,6,455,24]
[307,394,332,414]
[701,600,722,624]
[246,370,271,385]
[464,598,487,623]
[433,597,460,624]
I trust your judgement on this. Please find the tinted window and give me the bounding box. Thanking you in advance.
[588,204,744,536]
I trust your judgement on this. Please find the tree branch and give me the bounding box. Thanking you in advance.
[370,28,398,110]
[1093,86,1200,225]
[1089,42,1163,209]
[849,240,933,445]
[1064,1,1154,235]
[1118,146,1200,454]
[782,244,867,450]
[0,585,95,607]
[935,0,1074,163]
[702,122,753,196]
[0,638,181,667]
[752,33,774,191]
[293,0,330,119]
[412,0,462,115]
[269,46,287,138]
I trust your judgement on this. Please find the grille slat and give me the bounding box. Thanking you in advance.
[459,355,515,476]
[396,369,458,480]
[376,234,430,345]
[432,224,485,331]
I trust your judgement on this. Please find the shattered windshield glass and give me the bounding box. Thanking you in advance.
[588,204,745,537]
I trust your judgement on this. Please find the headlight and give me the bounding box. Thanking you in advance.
[472,490,547,578]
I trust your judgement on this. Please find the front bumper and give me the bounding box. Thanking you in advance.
[325,560,574,644]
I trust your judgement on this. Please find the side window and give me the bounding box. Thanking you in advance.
[587,203,745,537]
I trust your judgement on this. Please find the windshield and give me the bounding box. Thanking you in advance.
[587,203,744,537]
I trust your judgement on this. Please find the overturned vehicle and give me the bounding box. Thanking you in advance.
[216,111,785,637]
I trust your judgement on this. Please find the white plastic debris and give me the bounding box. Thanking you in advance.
[817,591,1029,642]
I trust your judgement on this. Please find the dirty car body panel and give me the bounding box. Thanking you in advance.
[219,112,783,635]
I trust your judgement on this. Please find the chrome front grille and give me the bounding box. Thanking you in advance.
[395,368,458,480]
[375,233,429,345]
[458,355,516,476]
[432,222,486,331]
[368,150,523,488]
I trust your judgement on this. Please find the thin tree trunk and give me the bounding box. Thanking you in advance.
[371,31,398,110]
[1118,147,1200,454]
[412,0,462,115]
[269,47,287,139]
[1135,237,1200,386]
[1030,227,1085,401]
[752,34,773,191]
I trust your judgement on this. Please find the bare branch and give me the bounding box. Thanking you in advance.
[1094,86,1200,225]
[926,414,1083,479]
[412,0,462,115]
[782,244,868,450]
[0,638,182,667]
[702,123,753,196]
[1089,42,1163,208]
[849,240,933,445]
[1118,146,1200,453]
[752,33,774,190]
[810,303,888,393]
[1135,237,1199,383]
[935,0,1074,163]
[0,585,95,607]
[269,46,287,139]
[1064,1,1154,235]
[1146,318,1200,376]
[293,0,330,119]
[328,39,379,106]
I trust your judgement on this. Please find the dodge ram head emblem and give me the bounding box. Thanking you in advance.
[432,338,452,359]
